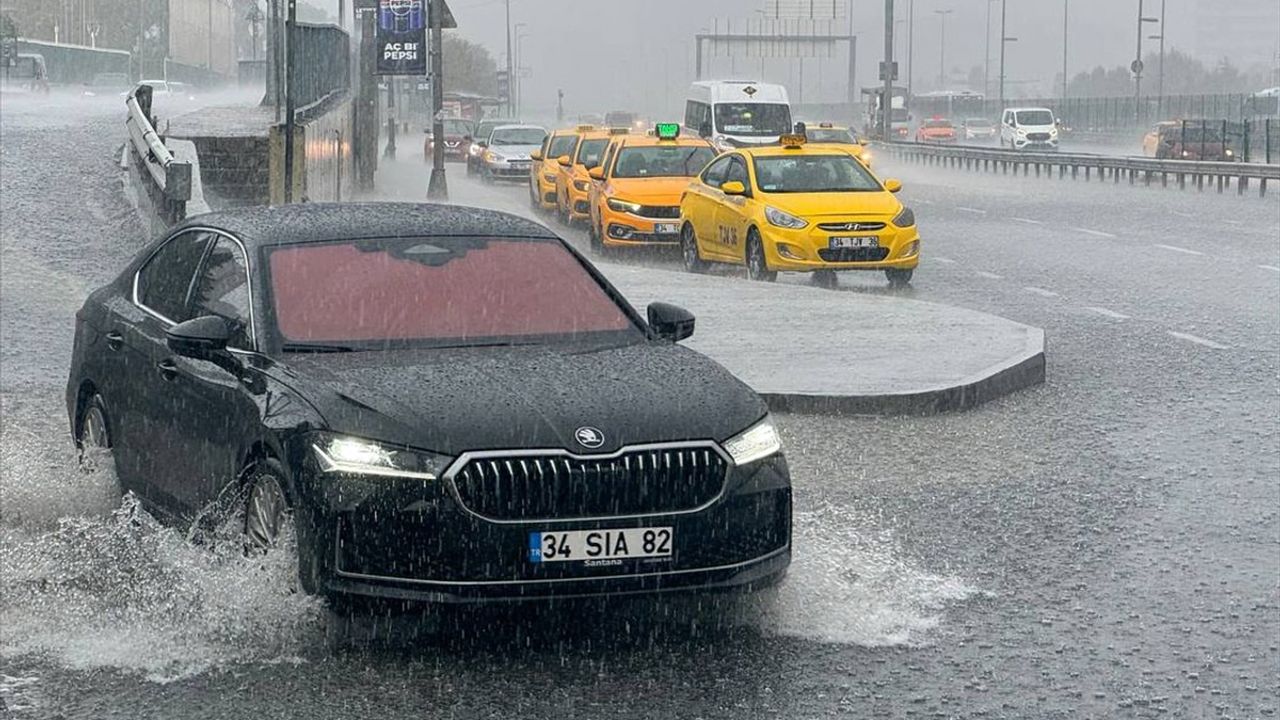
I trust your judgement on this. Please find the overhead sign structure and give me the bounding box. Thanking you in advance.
[376,0,426,75]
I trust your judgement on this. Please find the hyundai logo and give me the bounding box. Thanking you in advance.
[574,426,605,449]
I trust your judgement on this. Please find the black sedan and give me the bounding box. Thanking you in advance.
[66,203,791,604]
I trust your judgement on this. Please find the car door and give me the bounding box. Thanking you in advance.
[715,154,753,262]
[119,229,212,508]
[688,154,733,258]
[154,233,265,512]
[591,140,619,230]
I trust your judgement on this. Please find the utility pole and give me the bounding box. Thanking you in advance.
[1061,0,1068,99]
[283,0,296,202]
[1155,0,1165,116]
[984,0,994,100]
[906,0,913,97]
[1135,0,1159,123]
[998,0,1007,106]
[504,0,513,116]
[882,0,894,140]
[934,8,952,89]
[384,78,397,158]
[427,0,448,199]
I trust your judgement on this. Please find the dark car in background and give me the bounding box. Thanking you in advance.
[66,203,792,606]
[1153,124,1237,161]
[424,117,476,163]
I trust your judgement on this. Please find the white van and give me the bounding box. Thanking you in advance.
[685,81,792,151]
[1000,107,1059,151]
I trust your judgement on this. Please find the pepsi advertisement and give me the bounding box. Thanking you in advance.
[375,0,426,75]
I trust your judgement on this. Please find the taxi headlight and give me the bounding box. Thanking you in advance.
[891,206,916,228]
[902,240,920,258]
[543,172,557,182]
[312,435,452,480]
[608,198,643,213]
[723,416,782,466]
[765,206,808,230]
[573,180,590,192]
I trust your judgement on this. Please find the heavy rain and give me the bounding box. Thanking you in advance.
[1,0,1278,717]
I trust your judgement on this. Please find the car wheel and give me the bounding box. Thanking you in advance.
[588,218,604,253]
[885,268,914,288]
[76,394,120,499]
[812,269,838,289]
[244,461,290,554]
[745,230,777,282]
[681,223,709,273]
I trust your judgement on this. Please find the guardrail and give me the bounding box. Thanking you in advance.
[880,141,1280,197]
[125,85,194,223]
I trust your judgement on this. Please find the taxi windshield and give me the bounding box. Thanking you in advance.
[547,135,579,159]
[806,128,856,143]
[752,154,882,193]
[612,145,717,178]
[714,103,792,137]
[575,139,610,167]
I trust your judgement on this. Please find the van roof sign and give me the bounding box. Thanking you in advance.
[743,86,758,97]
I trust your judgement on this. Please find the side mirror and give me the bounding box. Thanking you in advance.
[647,302,695,342]
[529,149,543,161]
[589,166,605,180]
[721,180,747,196]
[166,315,232,361]
[557,155,572,167]
[883,178,903,193]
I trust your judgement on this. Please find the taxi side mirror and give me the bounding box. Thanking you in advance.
[589,167,605,181]
[721,180,747,196]
[529,150,543,160]
[557,155,572,167]
[883,178,903,193]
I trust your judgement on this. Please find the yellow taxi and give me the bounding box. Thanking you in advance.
[585,123,717,253]
[528,127,587,214]
[556,127,627,226]
[679,133,919,287]
[803,122,873,166]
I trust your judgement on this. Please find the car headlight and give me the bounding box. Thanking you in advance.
[1049,127,1059,137]
[312,434,452,480]
[1225,148,1234,157]
[543,172,557,182]
[723,416,782,466]
[573,180,590,192]
[1016,128,1027,137]
[891,206,915,228]
[485,151,505,162]
[764,206,808,229]
[608,198,643,213]
[469,144,482,156]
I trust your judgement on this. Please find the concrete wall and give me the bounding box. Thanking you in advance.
[269,93,354,204]
[187,134,271,207]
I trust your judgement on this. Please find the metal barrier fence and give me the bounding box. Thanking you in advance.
[911,93,1279,132]
[1153,119,1280,165]
[881,141,1280,197]
[125,85,196,223]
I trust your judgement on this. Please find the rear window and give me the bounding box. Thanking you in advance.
[806,128,856,144]
[267,238,638,349]
[923,119,954,129]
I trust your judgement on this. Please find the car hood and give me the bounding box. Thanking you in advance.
[281,341,766,456]
[608,177,694,203]
[488,144,540,159]
[761,190,901,219]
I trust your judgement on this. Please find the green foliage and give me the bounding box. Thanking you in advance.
[1066,48,1271,97]
[443,33,497,95]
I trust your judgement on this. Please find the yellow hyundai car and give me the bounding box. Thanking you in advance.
[679,134,919,287]
[587,123,717,254]
[556,127,625,226]
[528,127,586,213]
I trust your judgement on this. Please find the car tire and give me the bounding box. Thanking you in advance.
[812,269,838,289]
[588,219,604,254]
[885,268,913,288]
[681,223,709,274]
[242,458,317,595]
[76,393,122,506]
[745,230,777,283]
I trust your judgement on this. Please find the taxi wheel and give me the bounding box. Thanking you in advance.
[885,268,914,288]
[745,231,777,283]
[681,223,709,274]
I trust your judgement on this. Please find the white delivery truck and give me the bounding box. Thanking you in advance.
[684,80,792,151]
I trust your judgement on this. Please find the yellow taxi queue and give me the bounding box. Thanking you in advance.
[524,122,918,288]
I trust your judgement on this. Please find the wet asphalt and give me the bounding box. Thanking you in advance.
[0,96,1277,719]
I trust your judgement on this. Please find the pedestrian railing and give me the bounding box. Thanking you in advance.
[881,141,1280,197]
[125,85,198,223]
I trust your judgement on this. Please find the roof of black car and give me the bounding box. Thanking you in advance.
[178,203,558,247]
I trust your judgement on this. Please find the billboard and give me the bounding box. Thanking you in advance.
[375,0,426,75]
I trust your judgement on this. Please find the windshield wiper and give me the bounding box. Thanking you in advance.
[281,343,358,353]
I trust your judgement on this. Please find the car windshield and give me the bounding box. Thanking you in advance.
[924,119,954,129]
[612,145,716,178]
[491,128,547,145]
[441,119,472,136]
[966,118,992,127]
[268,237,639,349]
[806,128,856,143]
[714,103,792,137]
[753,154,882,193]
[477,120,515,139]
[1015,110,1054,125]
[547,134,579,158]
[575,139,610,166]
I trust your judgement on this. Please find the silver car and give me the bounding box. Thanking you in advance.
[480,124,548,183]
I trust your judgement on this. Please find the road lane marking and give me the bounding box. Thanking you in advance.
[1023,286,1059,297]
[1224,220,1245,226]
[955,206,988,215]
[932,256,956,264]
[1075,228,1117,238]
[974,270,1003,279]
[1168,331,1230,350]
[1260,265,1280,273]
[1011,217,1043,225]
[1154,244,1204,256]
[1083,306,1130,319]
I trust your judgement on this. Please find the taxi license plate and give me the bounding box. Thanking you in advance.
[830,236,878,249]
[529,527,672,563]
[654,222,679,235]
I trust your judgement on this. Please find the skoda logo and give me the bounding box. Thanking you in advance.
[574,426,605,449]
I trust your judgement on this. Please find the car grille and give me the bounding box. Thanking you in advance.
[1027,132,1051,141]
[817,221,886,232]
[634,205,680,219]
[450,446,728,521]
[818,247,890,262]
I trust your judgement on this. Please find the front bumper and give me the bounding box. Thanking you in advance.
[759,221,921,272]
[484,161,533,179]
[294,450,792,604]
[1012,137,1059,150]
[600,209,682,248]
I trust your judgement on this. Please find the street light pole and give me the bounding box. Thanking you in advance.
[427,0,448,200]
[1061,0,1068,99]
[906,0,914,97]
[934,8,952,89]
[513,22,526,117]
[1157,0,1165,115]
[998,0,1006,106]
[882,0,895,140]
[504,0,514,116]
[984,0,994,100]
[1134,0,1144,110]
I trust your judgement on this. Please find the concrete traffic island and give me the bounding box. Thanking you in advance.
[602,263,1046,416]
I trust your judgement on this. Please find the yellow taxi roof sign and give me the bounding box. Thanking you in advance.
[779,134,807,148]
[818,122,834,128]
[575,124,596,132]
[608,126,631,135]
[655,122,681,140]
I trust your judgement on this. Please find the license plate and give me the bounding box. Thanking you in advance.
[830,236,878,248]
[529,527,672,563]
[654,222,679,235]
[511,162,530,169]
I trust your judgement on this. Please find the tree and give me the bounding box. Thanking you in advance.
[1066,48,1271,97]
[443,33,496,95]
